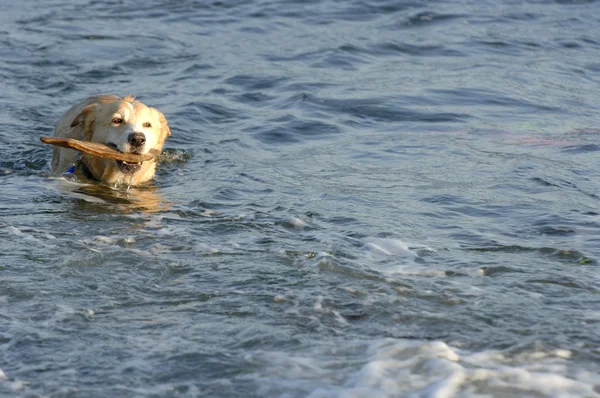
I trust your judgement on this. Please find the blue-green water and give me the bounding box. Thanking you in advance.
[1,1,599,397]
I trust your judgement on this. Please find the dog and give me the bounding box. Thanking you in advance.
[52,94,171,186]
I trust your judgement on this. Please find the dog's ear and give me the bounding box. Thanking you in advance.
[153,108,171,140]
[70,104,97,141]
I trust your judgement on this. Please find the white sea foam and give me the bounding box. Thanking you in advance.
[250,338,600,398]
[361,237,443,276]
[287,217,307,229]
[6,226,38,243]
[4,225,56,249]
[92,235,116,245]
[201,209,220,217]
[363,237,435,257]
[363,237,419,257]
[9,380,26,392]
[193,243,220,254]
[273,295,286,303]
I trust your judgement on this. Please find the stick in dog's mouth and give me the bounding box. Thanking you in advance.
[117,160,143,174]
[40,136,160,163]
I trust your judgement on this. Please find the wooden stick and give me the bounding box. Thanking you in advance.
[40,137,159,163]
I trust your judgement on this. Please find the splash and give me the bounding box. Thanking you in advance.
[127,174,134,193]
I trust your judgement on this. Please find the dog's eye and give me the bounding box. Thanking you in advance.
[112,117,123,125]
[143,122,152,128]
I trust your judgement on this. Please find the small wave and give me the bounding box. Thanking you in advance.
[399,12,466,29]
[561,143,600,153]
[224,74,289,91]
[371,41,466,57]
[177,101,242,125]
[249,115,342,144]
[1,146,49,176]
[469,244,595,265]
[293,94,469,124]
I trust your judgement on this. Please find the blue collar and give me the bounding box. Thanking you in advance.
[63,159,97,181]
[64,164,77,175]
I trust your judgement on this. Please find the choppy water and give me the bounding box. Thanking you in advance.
[1,0,600,397]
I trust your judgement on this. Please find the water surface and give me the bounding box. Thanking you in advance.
[1,0,600,397]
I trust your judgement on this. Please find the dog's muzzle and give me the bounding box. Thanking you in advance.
[107,143,143,174]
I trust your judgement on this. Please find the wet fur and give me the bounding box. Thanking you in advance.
[52,95,171,186]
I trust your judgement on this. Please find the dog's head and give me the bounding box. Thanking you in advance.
[70,96,171,185]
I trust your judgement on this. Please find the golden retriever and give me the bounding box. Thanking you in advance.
[52,94,171,186]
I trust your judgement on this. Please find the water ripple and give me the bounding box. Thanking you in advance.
[2,0,600,396]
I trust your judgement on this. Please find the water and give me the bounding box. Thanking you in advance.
[1,0,600,396]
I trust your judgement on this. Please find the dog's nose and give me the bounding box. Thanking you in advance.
[128,132,146,147]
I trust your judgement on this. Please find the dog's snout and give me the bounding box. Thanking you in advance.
[128,132,146,147]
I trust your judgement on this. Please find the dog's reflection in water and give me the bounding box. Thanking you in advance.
[60,180,171,214]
